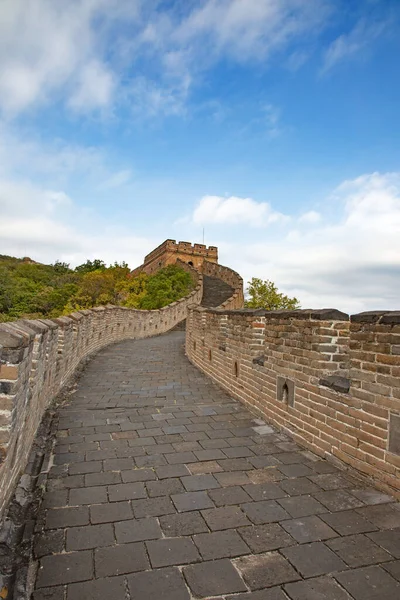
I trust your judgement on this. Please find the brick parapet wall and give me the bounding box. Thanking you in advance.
[0,265,202,518]
[202,260,244,309]
[186,307,400,497]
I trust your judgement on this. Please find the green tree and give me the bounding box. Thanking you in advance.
[75,259,106,274]
[245,277,300,310]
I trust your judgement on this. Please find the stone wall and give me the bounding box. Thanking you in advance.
[185,307,400,496]
[202,260,244,309]
[0,264,202,518]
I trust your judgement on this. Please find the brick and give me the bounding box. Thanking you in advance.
[184,559,247,596]
[46,506,89,529]
[67,577,126,600]
[172,491,214,512]
[108,482,147,501]
[239,523,294,553]
[90,501,132,524]
[95,542,149,576]
[115,517,162,543]
[201,505,251,530]
[335,565,400,600]
[284,576,353,600]
[235,552,299,589]
[66,523,114,550]
[281,515,338,543]
[36,551,93,587]
[241,500,290,524]
[128,567,190,600]
[146,537,200,567]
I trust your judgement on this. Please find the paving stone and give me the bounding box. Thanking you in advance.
[239,523,294,553]
[315,489,365,512]
[172,490,214,512]
[200,438,230,449]
[241,500,290,524]
[235,551,299,589]
[135,454,167,468]
[184,559,247,596]
[356,503,400,529]
[36,551,93,587]
[309,474,353,490]
[85,471,121,486]
[181,474,220,491]
[103,457,134,471]
[69,461,102,475]
[243,482,286,501]
[335,565,400,599]
[159,511,209,536]
[200,505,251,532]
[281,515,338,543]
[108,481,147,501]
[146,537,201,567]
[367,528,400,558]
[42,490,68,508]
[132,496,176,517]
[95,542,150,577]
[66,523,114,550]
[218,458,254,471]
[156,464,191,479]
[222,446,255,458]
[188,460,224,474]
[166,451,197,464]
[115,517,162,543]
[69,486,108,505]
[321,510,378,535]
[128,566,190,600]
[193,529,250,559]
[194,449,226,461]
[384,560,400,582]
[350,487,394,506]
[34,530,65,558]
[277,495,327,518]
[146,477,185,497]
[247,468,283,484]
[284,575,353,599]
[67,576,127,600]
[90,500,132,523]
[232,589,289,600]
[278,464,313,477]
[327,534,393,567]
[34,587,65,600]
[209,485,252,506]
[45,506,89,529]
[282,541,347,578]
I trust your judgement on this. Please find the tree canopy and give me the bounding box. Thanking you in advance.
[245,277,300,310]
[0,256,194,322]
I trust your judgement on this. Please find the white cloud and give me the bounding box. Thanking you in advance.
[221,172,400,313]
[0,0,139,116]
[193,195,287,227]
[322,18,387,73]
[299,210,321,224]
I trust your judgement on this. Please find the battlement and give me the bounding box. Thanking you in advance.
[136,239,218,276]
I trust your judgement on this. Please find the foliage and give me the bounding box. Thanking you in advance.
[0,255,195,321]
[245,277,300,310]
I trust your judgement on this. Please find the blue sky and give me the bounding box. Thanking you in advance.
[1,0,400,312]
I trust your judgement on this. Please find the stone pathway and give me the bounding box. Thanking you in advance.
[33,331,400,600]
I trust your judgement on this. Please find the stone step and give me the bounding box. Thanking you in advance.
[201,275,234,308]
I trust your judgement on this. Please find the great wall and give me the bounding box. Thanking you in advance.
[0,240,399,599]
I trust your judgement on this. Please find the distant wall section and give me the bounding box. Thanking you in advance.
[132,239,218,276]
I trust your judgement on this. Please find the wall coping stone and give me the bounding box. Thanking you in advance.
[351,311,400,324]
[191,306,349,321]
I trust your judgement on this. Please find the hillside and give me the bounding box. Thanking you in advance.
[0,256,194,322]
